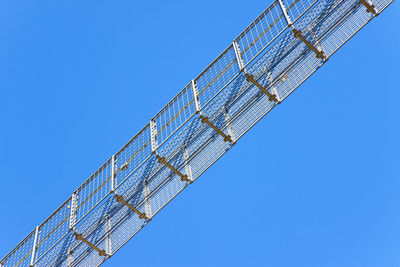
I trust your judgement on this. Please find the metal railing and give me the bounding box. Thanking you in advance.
[0,0,393,266]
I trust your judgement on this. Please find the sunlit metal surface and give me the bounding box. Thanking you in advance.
[0,0,393,266]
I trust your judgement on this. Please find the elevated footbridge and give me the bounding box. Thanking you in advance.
[0,0,393,266]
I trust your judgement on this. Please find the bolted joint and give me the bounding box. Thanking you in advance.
[200,116,208,124]
[268,94,278,102]
[292,28,302,38]
[316,50,326,59]
[245,73,255,82]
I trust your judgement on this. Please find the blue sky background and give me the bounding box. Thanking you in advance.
[0,1,399,266]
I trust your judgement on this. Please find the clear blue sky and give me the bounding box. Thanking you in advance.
[0,1,399,266]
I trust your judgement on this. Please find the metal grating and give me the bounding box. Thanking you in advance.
[0,0,393,266]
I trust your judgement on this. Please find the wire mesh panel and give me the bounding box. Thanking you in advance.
[284,0,317,22]
[34,198,72,264]
[35,232,75,267]
[321,2,374,56]
[114,124,152,188]
[74,159,112,225]
[374,0,393,12]
[235,0,289,67]
[195,45,240,108]
[1,0,394,266]
[152,82,197,147]
[1,230,36,267]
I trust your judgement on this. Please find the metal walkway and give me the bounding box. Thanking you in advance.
[1,0,393,266]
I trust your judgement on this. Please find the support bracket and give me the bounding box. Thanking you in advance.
[245,73,279,102]
[74,232,107,257]
[157,155,192,183]
[199,115,234,143]
[359,0,377,14]
[114,194,148,219]
[292,29,326,59]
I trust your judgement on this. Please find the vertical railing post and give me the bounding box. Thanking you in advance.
[277,0,293,26]
[29,226,39,266]
[232,41,245,71]
[144,180,152,219]
[69,192,78,230]
[191,80,201,113]
[150,119,158,154]
[66,248,74,267]
[267,71,281,103]
[183,147,193,182]
[223,107,235,142]
[105,215,112,256]
[110,155,115,192]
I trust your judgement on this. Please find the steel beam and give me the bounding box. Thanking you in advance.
[74,232,107,257]
[114,194,148,219]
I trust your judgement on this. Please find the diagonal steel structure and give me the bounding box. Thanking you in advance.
[0,0,393,266]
